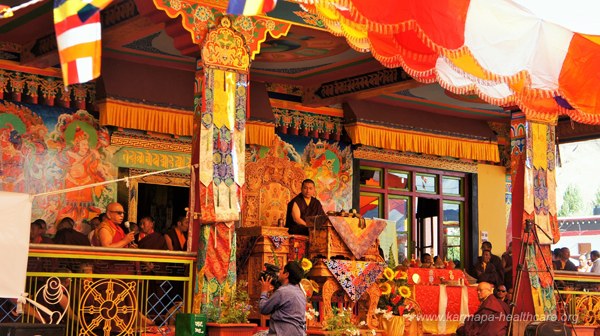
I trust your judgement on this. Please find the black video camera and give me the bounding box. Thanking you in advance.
[259,263,281,289]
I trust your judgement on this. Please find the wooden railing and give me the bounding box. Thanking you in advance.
[554,270,600,327]
[0,244,195,335]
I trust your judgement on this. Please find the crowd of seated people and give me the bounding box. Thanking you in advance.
[29,202,189,252]
[21,202,191,328]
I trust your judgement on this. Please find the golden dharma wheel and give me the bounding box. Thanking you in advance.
[575,295,600,326]
[79,278,138,335]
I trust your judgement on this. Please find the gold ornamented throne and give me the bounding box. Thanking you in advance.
[242,154,305,228]
[238,153,305,325]
[258,182,290,226]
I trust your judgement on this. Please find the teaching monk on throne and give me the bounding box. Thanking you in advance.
[285,178,326,236]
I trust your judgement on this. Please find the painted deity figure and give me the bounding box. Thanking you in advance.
[57,127,105,223]
[302,140,351,212]
[0,125,24,191]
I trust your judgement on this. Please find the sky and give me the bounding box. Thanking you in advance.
[556,138,600,216]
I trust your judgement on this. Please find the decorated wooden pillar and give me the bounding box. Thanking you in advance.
[190,16,250,313]
[152,0,292,315]
[510,112,560,320]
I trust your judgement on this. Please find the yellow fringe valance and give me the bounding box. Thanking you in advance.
[346,123,499,162]
[99,99,194,136]
[246,120,275,147]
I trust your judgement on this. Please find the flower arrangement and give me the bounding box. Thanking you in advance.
[306,306,319,322]
[298,258,320,297]
[323,307,376,336]
[376,266,415,319]
[205,280,252,324]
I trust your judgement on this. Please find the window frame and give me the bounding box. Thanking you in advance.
[357,160,469,265]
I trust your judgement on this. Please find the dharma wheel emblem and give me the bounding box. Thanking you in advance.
[79,278,137,335]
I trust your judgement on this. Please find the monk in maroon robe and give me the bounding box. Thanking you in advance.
[456,281,510,336]
[53,217,90,246]
[30,219,53,244]
[285,179,326,235]
[138,216,167,250]
[164,216,189,251]
[475,250,500,286]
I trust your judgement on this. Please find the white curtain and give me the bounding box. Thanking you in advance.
[0,192,32,299]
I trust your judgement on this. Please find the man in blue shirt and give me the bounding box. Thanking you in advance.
[259,261,307,335]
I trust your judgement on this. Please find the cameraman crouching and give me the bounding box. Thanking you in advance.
[259,261,307,336]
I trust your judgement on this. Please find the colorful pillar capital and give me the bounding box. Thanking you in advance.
[153,0,291,59]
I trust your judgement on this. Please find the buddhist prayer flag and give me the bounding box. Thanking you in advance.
[53,0,113,86]
[227,0,278,16]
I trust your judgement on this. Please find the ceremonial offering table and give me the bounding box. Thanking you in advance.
[406,267,470,286]
[407,267,479,335]
[306,215,388,331]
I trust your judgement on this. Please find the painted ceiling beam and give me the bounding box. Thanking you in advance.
[303,68,424,107]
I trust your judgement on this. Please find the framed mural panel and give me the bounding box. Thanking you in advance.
[0,100,114,234]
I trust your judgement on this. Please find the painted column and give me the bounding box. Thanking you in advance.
[190,16,250,314]
[510,112,560,320]
[151,0,291,316]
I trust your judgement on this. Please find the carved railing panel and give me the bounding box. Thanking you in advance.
[0,245,195,336]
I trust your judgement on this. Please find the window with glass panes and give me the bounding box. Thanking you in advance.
[358,162,467,266]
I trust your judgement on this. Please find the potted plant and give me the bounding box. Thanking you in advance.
[374,266,417,336]
[205,280,257,336]
[319,307,377,336]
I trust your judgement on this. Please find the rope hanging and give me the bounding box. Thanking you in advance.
[0,0,45,19]
[31,165,198,200]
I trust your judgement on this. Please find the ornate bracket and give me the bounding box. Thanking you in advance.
[0,69,94,108]
[152,0,291,59]
[202,16,250,71]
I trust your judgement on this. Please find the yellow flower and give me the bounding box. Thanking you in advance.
[398,285,411,298]
[301,258,313,271]
[379,282,392,295]
[383,267,395,281]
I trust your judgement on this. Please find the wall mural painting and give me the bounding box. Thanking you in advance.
[0,100,114,234]
[247,133,352,213]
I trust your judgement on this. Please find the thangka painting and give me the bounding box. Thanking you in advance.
[245,133,352,221]
[0,100,114,234]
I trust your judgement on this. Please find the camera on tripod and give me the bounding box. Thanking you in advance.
[524,219,534,233]
[259,263,281,289]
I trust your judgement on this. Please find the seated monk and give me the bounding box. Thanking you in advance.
[285,179,326,236]
[93,202,135,249]
[456,282,509,336]
[137,216,167,250]
[53,217,90,246]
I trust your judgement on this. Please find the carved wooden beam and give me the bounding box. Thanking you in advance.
[303,68,425,107]
[556,118,600,143]
[20,34,59,69]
